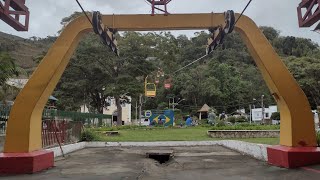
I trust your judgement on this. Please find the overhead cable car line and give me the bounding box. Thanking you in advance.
[235,0,253,25]
[75,0,93,26]
[170,0,253,76]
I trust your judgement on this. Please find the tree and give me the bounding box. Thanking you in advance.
[271,112,280,120]
[260,26,280,42]
[0,52,18,86]
[284,56,320,108]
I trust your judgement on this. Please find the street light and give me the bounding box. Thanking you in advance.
[172,98,185,111]
[261,95,265,124]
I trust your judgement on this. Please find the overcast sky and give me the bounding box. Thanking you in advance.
[1,0,320,44]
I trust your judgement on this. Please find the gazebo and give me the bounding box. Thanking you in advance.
[198,104,211,120]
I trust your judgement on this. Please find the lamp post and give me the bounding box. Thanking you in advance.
[172,98,185,111]
[261,95,265,124]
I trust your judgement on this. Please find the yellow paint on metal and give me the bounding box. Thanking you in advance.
[4,13,316,153]
[145,75,156,97]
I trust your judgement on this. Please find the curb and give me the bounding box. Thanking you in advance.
[47,140,269,161]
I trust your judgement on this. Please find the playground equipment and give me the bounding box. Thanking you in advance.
[1,8,320,173]
[297,0,320,31]
[0,0,29,31]
[145,75,157,97]
[164,76,172,89]
[149,110,174,126]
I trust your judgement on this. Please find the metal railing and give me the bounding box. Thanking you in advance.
[42,120,83,148]
[0,106,113,135]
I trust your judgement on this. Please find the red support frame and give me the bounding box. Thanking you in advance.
[297,0,320,27]
[147,0,172,16]
[0,0,29,31]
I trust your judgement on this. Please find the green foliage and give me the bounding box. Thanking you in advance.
[271,112,280,120]
[81,129,101,141]
[94,125,147,131]
[236,116,248,123]
[199,119,208,125]
[0,52,18,86]
[210,124,280,130]
[175,119,186,126]
[37,15,320,117]
[317,131,320,147]
[227,116,236,124]
[216,120,226,127]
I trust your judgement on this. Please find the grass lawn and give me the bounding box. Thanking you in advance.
[95,127,279,145]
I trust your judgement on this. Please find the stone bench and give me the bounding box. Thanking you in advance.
[105,131,119,136]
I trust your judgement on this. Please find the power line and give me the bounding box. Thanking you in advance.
[169,1,254,76]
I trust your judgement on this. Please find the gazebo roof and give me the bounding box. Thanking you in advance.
[198,104,210,112]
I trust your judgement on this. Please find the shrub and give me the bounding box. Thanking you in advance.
[227,116,236,124]
[317,131,320,147]
[175,119,185,126]
[199,119,209,125]
[236,116,248,123]
[271,112,280,120]
[81,129,100,141]
[216,120,226,127]
[209,124,280,130]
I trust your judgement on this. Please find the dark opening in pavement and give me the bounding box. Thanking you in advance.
[148,154,171,164]
[146,150,173,164]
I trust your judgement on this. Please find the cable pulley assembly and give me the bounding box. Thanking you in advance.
[92,11,119,56]
[206,10,235,55]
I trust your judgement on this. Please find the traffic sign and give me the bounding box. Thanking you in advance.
[145,110,152,118]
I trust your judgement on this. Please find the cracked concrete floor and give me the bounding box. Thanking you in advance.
[1,146,320,180]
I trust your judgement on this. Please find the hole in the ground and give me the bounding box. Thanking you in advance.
[147,152,172,164]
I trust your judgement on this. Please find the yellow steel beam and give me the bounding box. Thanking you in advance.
[4,13,316,152]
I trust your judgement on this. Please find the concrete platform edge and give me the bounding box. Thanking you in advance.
[46,140,269,162]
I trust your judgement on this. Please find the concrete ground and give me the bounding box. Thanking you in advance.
[1,146,320,180]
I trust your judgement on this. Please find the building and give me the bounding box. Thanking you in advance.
[251,105,277,123]
[6,78,29,88]
[80,96,132,125]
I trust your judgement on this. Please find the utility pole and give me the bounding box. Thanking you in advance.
[172,98,175,111]
[249,104,252,124]
[135,100,138,125]
[261,95,265,124]
[139,94,142,126]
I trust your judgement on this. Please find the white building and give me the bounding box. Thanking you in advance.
[80,96,132,125]
[252,105,278,123]
[6,78,29,88]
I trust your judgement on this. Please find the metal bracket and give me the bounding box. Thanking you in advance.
[206,10,235,55]
[0,0,30,31]
[92,11,119,56]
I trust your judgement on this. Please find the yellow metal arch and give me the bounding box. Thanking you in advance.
[4,13,316,153]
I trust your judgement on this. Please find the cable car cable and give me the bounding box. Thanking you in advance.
[235,0,253,25]
[170,1,253,76]
[75,0,93,26]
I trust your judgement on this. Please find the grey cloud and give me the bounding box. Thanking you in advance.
[0,0,319,44]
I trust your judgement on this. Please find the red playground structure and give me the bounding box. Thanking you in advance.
[0,0,29,31]
[146,0,172,15]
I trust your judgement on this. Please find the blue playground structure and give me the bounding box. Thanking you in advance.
[148,110,174,126]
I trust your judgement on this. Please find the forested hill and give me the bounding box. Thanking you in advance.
[47,26,320,113]
[1,26,320,113]
[0,32,55,76]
